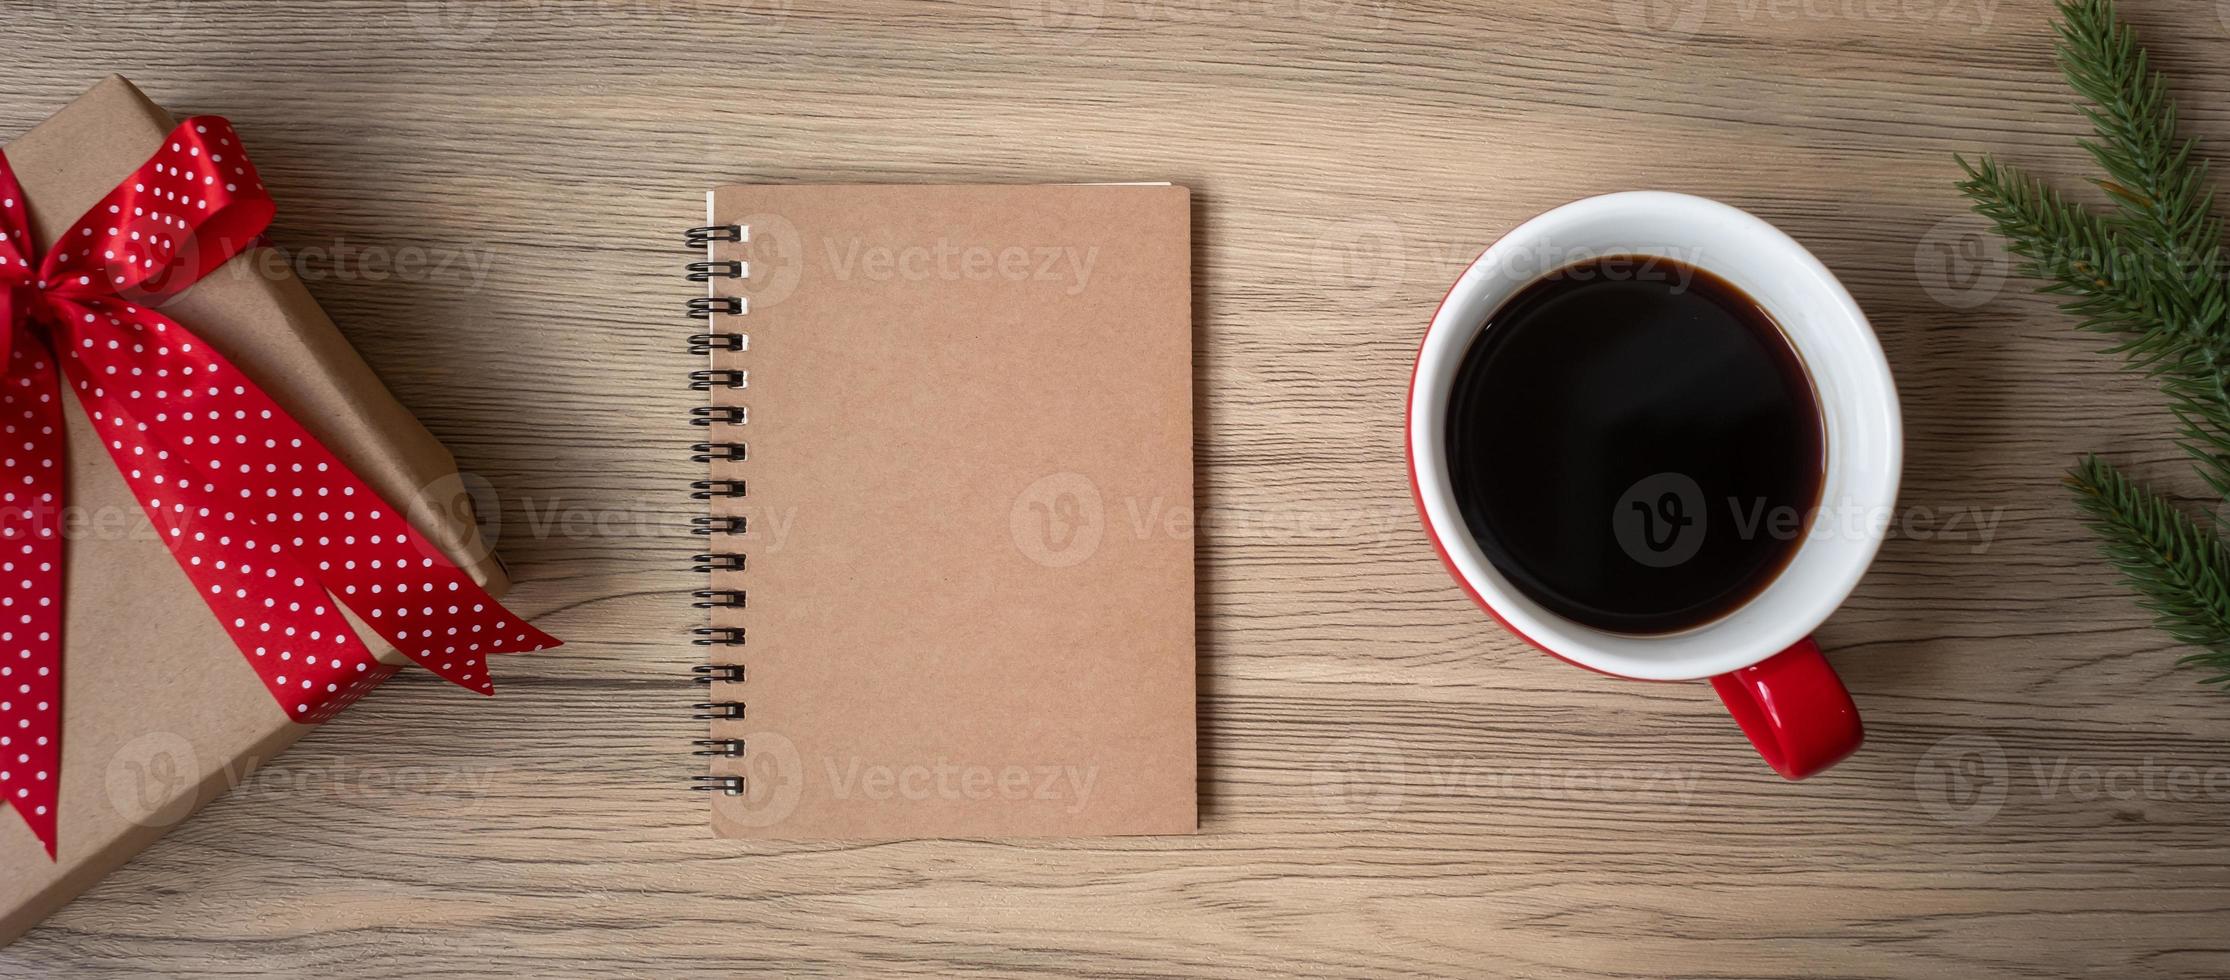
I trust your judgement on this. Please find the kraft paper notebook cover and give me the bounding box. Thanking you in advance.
[691,184,1196,838]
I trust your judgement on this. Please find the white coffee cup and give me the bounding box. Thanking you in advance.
[1405,191,1901,778]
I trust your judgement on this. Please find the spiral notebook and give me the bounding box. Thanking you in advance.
[689,184,1196,838]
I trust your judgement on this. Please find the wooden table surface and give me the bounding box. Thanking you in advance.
[6,0,2230,976]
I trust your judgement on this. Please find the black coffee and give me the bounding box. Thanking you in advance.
[1445,256,1823,634]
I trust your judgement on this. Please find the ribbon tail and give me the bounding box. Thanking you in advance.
[56,300,556,718]
[0,324,67,858]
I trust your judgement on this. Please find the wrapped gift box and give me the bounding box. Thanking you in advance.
[0,76,514,944]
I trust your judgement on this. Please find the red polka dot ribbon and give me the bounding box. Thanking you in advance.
[0,117,560,859]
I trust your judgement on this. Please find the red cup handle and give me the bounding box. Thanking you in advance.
[1708,636,1863,779]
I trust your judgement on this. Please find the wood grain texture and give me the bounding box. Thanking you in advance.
[5,0,2230,976]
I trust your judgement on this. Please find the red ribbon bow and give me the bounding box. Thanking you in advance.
[0,117,559,858]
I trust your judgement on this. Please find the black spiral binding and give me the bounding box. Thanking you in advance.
[690,479,747,499]
[692,553,746,573]
[687,333,745,355]
[687,260,746,282]
[690,223,748,796]
[688,296,744,319]
[692,589,747,608]
[690,774,746,793]
[690,443,747,463]
[687,225,746,247]
[692,663,745,683]
[693,740,747,758]
[690,406,748,426]
[689,370,748,391]
[690,514,747,534]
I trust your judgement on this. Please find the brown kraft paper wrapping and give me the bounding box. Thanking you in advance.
[0,75,510,945]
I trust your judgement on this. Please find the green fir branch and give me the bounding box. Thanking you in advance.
[1955,155,2152,340]
[1958,0,2230,690]
[2054,0,2226,290]
[1960,0,2230,497]
[2066,456,2230,687]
